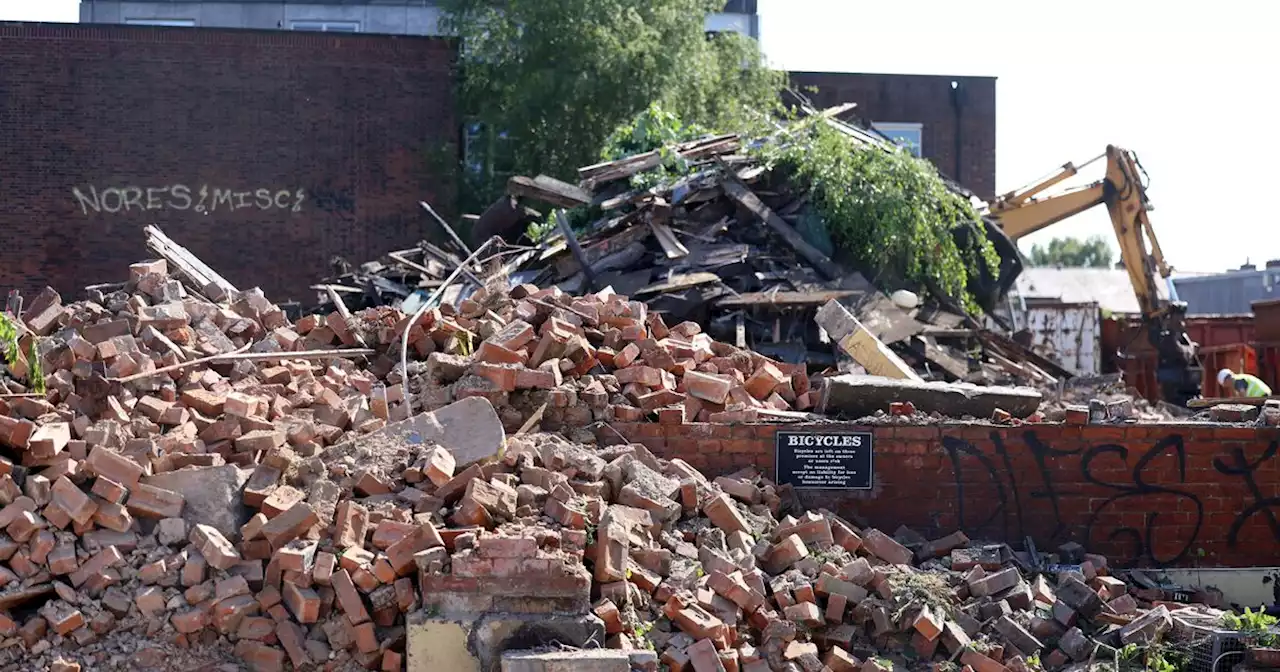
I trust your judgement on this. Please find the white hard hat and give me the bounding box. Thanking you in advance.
[1218,368,1234,386]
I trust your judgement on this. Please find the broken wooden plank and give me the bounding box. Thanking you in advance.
[636,272,721,296]
[978,328,1074,381]
[326,286,369,348]
[144,225,237,299]
[552,222,651,279]
[579,134,740,187]
[556,210,597,292]
[815,299,922,381]
[650,222,689,259]
[915,336,971,380]
[507,175,592,209]
[387,251,447,280]
[1188,396,1280,409]
[717,290,861,308]
[420,200,473,257]
[721,176,844,280]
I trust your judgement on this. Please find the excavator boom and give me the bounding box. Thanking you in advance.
[987,145,1202,405]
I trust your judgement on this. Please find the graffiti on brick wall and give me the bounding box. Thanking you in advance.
[1213,442,1280,548]
[938,431,1280,567]
[72,185,305,215]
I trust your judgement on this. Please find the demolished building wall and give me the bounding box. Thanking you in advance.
[602,420,1280,569]
[0,22,457,302]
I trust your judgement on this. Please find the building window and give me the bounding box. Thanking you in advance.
[463,122,516,179]
[125,19,196,27]
[290,21,361,33]
[872,122,923,157]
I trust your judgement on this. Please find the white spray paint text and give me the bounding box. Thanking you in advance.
[72,185,306,215]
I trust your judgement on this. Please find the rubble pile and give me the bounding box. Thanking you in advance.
[413,281,822,428]
[315,109,1069,391]
[0,234,1233,672]
[0,238,818,670]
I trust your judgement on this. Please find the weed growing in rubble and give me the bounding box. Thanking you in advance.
[759,120,1002,314]
[0,314,44,395]
[1116,642,1190,672]
[632,620,656,650]
[885,567,954,621]
[1222,607,1280,646]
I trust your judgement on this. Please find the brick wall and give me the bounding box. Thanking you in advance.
[0,23,456,303]
[602,421,1280,569]
[788,72,997,200]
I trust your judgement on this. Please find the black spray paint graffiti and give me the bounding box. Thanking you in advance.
[942,431,1206,567]
[1213,440,1280,547]
[1079,435,1203,567]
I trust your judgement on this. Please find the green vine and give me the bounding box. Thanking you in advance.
[1222,608,1280,646]
[600,103,714,192]
[0,314,44,395]
[760,120,1001,313]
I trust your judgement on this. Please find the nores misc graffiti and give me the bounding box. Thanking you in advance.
[940,429,1280,568]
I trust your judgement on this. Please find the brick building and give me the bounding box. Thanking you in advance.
[79,0,760,38]
[0,22,456,302]
[789,72,997,200]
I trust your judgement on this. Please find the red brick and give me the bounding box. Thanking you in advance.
[330,568,370,625]
[190,524,241,570]
[125,483,184,519]
[282,581,321,623]
[85,446,143,487]
[260,502,319,550]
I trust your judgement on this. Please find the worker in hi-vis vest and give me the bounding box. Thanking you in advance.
[1218,368,1273,398]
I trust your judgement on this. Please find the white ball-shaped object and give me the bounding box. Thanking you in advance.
[891,289,920,310]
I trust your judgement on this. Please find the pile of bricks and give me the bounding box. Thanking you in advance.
[417,282,819,430]
[494,448,1191,672]
[0,256,1192,672]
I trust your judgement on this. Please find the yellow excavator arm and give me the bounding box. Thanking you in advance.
[988,145,1172,318]
[987,145,1201,404]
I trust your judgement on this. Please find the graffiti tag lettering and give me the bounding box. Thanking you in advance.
[942,430,1208,567]
[72,185,305,215]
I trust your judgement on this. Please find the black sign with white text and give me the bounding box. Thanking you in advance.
[775,431,874,490]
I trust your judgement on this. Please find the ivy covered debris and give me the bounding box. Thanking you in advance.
[437,105,1054,388]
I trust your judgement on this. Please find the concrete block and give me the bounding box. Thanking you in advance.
[143,465,252,539]
[341,397,505,469]
[822,373,1042,420]
[501,649,631,672]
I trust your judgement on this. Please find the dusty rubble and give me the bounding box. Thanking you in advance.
[315,109,1074,394]
[0,237,1231,672]
[0,226,831,670]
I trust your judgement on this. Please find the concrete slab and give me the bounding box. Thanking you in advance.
[351,397,505,468]
[406,616,480,672]
[821,374,1042,419]
[501,649,631,672]
[407,611,605,672]
[142,465,252,539]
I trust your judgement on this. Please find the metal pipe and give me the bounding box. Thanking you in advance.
[399,238,498,417]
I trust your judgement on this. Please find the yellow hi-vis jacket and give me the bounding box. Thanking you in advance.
[1234,373,1273,397]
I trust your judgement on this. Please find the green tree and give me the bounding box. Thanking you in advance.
[440,0,785,209]
[1028,235,1115,268]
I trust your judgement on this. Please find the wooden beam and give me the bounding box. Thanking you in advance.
[144,225,237,299]
[578,134,740,187]
[649,222,689,259]
[507,175,591,209]
[721,177,844,280]
[636,272,721,296]
[815,299,922,381]
[717,290,860,308]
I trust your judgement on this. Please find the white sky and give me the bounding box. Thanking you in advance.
[3,0,1276,273]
